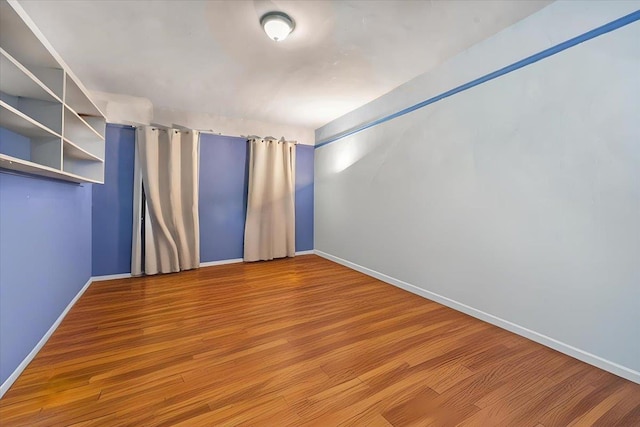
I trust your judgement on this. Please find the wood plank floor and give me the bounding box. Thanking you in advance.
[1,255,638,426]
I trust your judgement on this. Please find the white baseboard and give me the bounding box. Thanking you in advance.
[314,250,640,384]
[295,250,315,255]
[199,258,244,268]
[200,251,315,267]
[91,272,132,281]
[0,277,94,398]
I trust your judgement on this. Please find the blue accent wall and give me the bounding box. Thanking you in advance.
[199,134,248,262]
[295,145,314,251]
[92,130,315,273]
[199,134,315,262]
[0,172,92,384]
[91,124,135,276]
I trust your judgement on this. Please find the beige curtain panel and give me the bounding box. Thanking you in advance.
[244,137,296,262]
[132,126,200,275]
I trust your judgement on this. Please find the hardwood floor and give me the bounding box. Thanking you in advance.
[1,255,638,426]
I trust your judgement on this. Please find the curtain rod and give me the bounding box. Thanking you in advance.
[132,124,233,136]
[243,135,298,144]
[129,125,297,144]
[141,123,223,134]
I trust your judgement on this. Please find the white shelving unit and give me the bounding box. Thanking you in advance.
[0,0,105,184]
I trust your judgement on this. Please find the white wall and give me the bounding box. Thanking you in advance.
[317,1,640,143]
[315,1,640,383]
[91,91,154,126]
[153,107,315,146]
[90,91,315,146]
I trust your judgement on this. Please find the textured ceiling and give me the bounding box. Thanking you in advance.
[18,0,552,129]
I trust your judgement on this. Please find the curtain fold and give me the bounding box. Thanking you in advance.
[131,126,200,275]
[244,137,296,261]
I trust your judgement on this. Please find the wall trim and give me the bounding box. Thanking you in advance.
[295,250,315,256]
[0,277,94,398]
[199,252,317,267]
[91,272,132,281]
[200,258,244,268]
[315,10,640,149]
[314,250,640,384]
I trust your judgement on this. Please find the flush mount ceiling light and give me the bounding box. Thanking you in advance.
[260,11,295,42]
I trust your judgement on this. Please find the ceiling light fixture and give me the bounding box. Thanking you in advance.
[260,11,295,42]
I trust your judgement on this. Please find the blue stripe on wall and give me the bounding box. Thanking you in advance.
[0,170,92,384]
[91,124,135,276]
[316,10,640,149]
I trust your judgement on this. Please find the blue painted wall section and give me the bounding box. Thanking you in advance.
[91,124,135,276]
[92,130,315,272]
[295,145,314,251]
[199,134,249,262]
[0,172,92,384]
[199,134,315,262]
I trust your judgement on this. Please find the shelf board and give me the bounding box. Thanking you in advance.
[0,0,105,185]
[0,0,61,70]
[63,138,103,162]
[61,168,103,184]
[0,153,101,183]
[78,114,106,139]
[0,48,61,103]
[64,105,105,141]
[65,73,104,119]
[0,100,61,138]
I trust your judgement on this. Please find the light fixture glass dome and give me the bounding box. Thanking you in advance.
[261,12,295,42]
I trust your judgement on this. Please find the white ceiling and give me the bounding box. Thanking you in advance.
[18,0,552,129]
